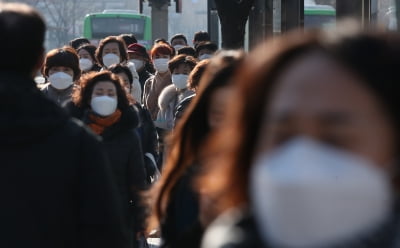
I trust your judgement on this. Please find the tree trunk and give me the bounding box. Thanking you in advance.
[214,0,255,49]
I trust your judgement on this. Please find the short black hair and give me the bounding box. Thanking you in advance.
[119,33,138,46]
[177,46,196,57]
[170,34,188,45]
[0,3,45,76]
[69,37,90,50]
[193,31,210,43]
[108,64,133,85]
[195,41,218,56]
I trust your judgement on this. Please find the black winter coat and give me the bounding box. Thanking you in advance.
[66,103,148,236]
[0,72,128,248]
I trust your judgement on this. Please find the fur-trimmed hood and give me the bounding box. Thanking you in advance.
[158,85,194,110]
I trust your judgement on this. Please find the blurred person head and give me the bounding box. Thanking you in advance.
[201,29,400,247]
[177,46,196,57]
[42,46,80,90]
[168,54,197,90]
[127,43,151,72]
[193,31,210,48]
[196,41,218,60]
[154,38,169,45]
[118,33,138,47]
[170,33,188,52]
[150,43,174,74]
[148,50,245,230]
[72,71,133,116]
[187,59,210,91]
[0,3,45,78]
[95,36,128,69]
[107,64,134,95]
[69,37,90,50]
[77,44,99,72]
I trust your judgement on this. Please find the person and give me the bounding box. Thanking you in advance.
[170,33,189,53]
[119,33,138,47]
[0,3,127,247]
[201,29,400,248]
[95,36,142,102]
[69,37,90,50]
[193,31,210,48]
[41,46,81,105]
[148,50,244,248]
[155,54,197,131]
[177,46,196,57]
[108,64,159,183]
[77,43,102,73]
[143,43,174,121]
[127,43,155,93]
[174,59,210,122]
[195,41,218,60]
[68,71,148,248]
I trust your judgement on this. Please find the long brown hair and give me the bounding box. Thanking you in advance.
[147,50,245,230]
[200,29,400,214]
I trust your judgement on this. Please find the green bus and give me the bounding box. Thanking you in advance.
[304,4,336,28]
[83,10,152,49]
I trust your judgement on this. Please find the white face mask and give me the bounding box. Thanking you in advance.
[173,44,185,51]
[79,58,93,71]
[129,59,144,71]
[102,53,120,68]
[198,54,212,61]
[250,138,392,248]
[90,95,118,117]
[153,58,169,73]
[48,72,73,90]
[172,74,189,90]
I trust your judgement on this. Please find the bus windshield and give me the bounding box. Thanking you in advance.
[304,15,336,28]
[91,17,145,40]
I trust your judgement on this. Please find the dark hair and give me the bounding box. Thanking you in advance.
[77,44,98,63]
[72,71,133,109]
[168,54,197,73]
[150,43,174,58]
[108,64,133,85]
[177,46,196,57]
[154,38,168,45]
[201,30,400,213]
[42,46,81,81]
[0,3,45,76]
[170,33,188,45]
[148,50,245,229]
[69,37,90,50]
[95,36,128,67]
[195,41,218,56]
[119,33,138,46]
[188,59,210,90]
[193,31,210,44]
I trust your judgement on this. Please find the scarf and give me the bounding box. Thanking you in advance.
[88,109,122,135]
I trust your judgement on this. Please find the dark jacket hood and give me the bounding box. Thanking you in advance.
[0,72,69,146]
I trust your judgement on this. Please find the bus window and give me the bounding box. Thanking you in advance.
[83,11,152,49]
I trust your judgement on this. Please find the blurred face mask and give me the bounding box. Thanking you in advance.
[173,45,185,52]
[79,58,93,71]
[102,53,120,68]
[90,95,118,117]
[250,138,392,248]
[129,59,144,71]
[172,74,188,90]
[48,72,73,90]
[198,54,212,61]
[153,58,169,73]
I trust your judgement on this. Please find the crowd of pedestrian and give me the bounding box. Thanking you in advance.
[3,2,400,248]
